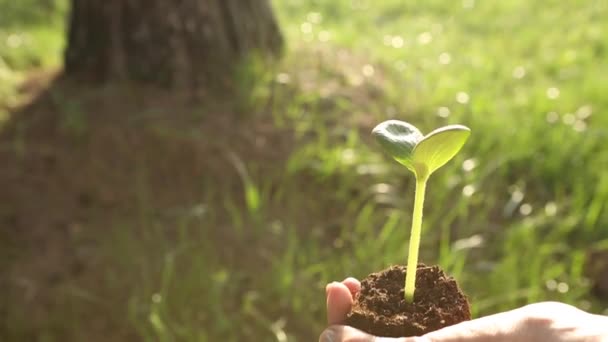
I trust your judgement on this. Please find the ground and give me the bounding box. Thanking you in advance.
[0,71,299,340]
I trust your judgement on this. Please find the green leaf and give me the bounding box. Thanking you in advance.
[412,125,471,178]
[372,120,471,179]
[372,120,424,172]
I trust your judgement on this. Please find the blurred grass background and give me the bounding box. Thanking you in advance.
[1,0,607,341]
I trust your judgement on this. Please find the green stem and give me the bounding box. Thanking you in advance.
[404,175,428,303]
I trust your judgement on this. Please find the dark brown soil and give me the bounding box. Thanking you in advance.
[345,264,471,337]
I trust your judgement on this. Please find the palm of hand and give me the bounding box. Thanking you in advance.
[321,278,608,342]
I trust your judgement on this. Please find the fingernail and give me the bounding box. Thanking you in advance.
[319,328,335,342]
[325,282,338,295]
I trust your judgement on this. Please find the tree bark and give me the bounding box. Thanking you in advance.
[64,0,283,88]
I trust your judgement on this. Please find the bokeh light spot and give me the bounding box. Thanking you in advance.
[462,158,477,172]
[545,202,557,216]
[462,184,476,197]
[462,0,475,9]
[391,36,404,48]
[276,73,290,84]
[438,52,451,65]
[417,32,433,45]
[519,203,532,216]
[456,92,470,104]
[546,87,560,99]
[557,282,569,293]
[318,30,331,42]
[300,22,312,34]
[437,106,451,118]
[573,120,587,132]
[362,64,375,77]
[576,105,592,119]
[546,112,559,123]
[512,66,526,79]
[562,113,576,125]
[307,12,322,24]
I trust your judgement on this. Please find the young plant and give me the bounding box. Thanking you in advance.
[372,120,471,303]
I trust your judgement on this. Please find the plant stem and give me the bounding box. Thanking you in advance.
[404,175,428,303]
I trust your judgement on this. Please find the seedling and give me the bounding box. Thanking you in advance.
[372,120,470,303]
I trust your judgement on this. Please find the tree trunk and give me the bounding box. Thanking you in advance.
[64,0,283,88]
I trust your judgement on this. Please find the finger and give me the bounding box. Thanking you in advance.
[326,282,355,324]
[342,277,361,298]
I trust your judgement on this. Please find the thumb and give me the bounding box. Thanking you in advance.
[326,282,354,325]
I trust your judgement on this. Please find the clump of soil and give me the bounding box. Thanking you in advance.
[345,264,471,337]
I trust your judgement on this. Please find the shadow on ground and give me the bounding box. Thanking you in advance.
[0,72,298,340]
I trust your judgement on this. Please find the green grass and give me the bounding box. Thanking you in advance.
[0,0,67,120]
[3,0,608,341]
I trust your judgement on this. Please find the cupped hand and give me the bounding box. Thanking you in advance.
[320,278,608,342]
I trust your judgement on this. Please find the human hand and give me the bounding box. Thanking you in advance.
[320,278,608,342]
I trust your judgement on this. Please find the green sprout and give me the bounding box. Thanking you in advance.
[372,120,471,303]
